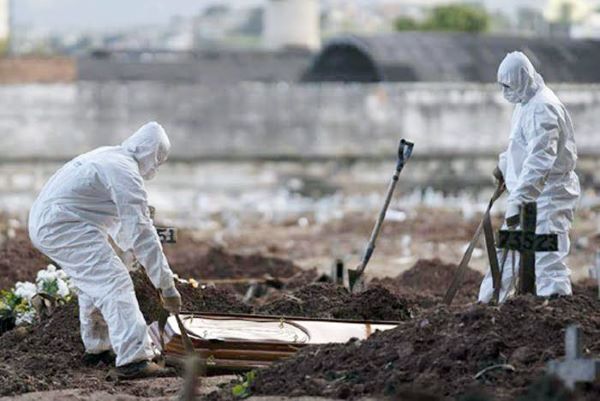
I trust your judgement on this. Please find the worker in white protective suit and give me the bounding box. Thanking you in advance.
[478,52,580,303]
[28,122,182,379]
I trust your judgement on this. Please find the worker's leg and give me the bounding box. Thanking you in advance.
[32,221,154,367]
[78,291,112,354]
[93,254,154,366]
[535,231,572,297]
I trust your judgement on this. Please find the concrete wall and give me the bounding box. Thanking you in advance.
[1,82,600,161]
[77,51,313,84]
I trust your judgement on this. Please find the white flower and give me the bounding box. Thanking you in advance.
[14,281,37,301]
[46,264,56,273]
[15,310,36,326]
[37,269,58,283]
[56,279,70,298]
[56,269,68,280]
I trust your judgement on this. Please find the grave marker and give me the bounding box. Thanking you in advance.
[547,324,600,389]
[497,202,558,295]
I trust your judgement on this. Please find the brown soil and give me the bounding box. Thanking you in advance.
[131,270,252,325]
[0,229,310,292]
[0,269,254,397]
[372,258,484,305]
[0,228,52,290]
[0,299,183,399]
[257,283,411,321]
[247,293,600,401]
[322,209,483,243]
[0,268,409,397]
[0,300,93,396]
[164,232,304,281]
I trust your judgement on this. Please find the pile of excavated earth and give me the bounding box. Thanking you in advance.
[1,227,600,400]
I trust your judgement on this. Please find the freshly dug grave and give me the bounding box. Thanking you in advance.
[372,258,484,305]
[0,228,52,290]
[0,270,411,397]
[245,293,600,401]
[257,283,411,321]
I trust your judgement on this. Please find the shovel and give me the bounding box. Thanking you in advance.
[443,180,506,305]
[156,291,206,401]
[348,139,414,292]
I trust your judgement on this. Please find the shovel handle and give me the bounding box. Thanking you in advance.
[353,139,414,280]
[174,313,196,356]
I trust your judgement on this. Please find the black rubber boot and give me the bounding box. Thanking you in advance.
[106,360,175,381]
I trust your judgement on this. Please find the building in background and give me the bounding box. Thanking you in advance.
[263,0,321,50]
[0,0,10,51]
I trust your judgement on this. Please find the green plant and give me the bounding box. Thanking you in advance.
[393,4,490,33]
[0,38,7,56]
[231,370,256,398]
[0,290,28,320]
[423,4,490,33]
[394,16,419,31]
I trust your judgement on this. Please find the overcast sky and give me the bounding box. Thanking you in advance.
[12,0,264,33]
[9,0,576,34]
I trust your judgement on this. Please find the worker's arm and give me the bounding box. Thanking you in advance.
[497,151,507,181]
[506,104,560,219]
[104,158,175,291]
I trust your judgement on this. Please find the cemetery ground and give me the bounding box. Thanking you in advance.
[1,206,600,400]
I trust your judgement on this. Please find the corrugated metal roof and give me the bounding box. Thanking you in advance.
[303,32,600,83]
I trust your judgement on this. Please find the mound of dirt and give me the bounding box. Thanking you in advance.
[0,228,310,293]
[257,283,411,321]
[0,270,253,397]
[372,258,483,304]
[164,234,304,281]
[0,268,414,397]
[131,270,252,324]
[0,300,91,396]
[0,228,52,290]
[248,293,600,401]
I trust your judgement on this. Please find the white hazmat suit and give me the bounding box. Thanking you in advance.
[479,52,580,303]
[29,122,177,367]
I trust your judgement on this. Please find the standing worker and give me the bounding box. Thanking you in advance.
[28,122,182,379]
[479,52,580,303]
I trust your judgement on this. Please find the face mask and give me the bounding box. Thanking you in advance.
[141,147,167,180]
[141,167,157,180]
[501,85,521,104]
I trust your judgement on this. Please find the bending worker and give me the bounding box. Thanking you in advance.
[479,52,580,303]
[28,122,181,379]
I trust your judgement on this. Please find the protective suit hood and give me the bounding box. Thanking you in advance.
[497,52,545,104]
[122,122,170,180]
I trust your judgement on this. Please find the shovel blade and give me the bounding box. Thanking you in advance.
[347,269,366,293]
